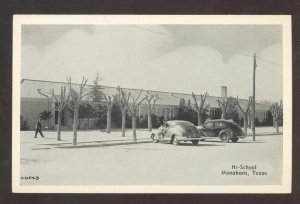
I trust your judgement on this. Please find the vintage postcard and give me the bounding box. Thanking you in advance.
[12,15,292,193]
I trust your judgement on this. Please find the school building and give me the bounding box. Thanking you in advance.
[20,79,271,130]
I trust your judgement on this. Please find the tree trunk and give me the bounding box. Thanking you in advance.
[57,111,62,141]
[148,110,152,131]
[243,113,248,135]
[121,112,126,137]
[197,111,202,126]
[248,113,251,129]
[276,120,279,133]
[73,110,78,145]
[273,116,276,128]
[132,115,137,142]
[221,112,225,119]
[106,108,111,133]
[87,117,89,130]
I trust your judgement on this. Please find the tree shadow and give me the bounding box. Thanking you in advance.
[39,137,62,140]
[55,140,153,149]
[21,158,48,164]
[32,147,51,150]
[202,140,265,144]
[178,143,223,147]
[237,141,266,143]
[40,138,147,146]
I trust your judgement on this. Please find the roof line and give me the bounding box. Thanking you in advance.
[20,78,269,106]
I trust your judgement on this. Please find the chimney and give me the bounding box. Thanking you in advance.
[221,86,227,98]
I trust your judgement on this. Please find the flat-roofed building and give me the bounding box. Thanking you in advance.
[20,79,271,130]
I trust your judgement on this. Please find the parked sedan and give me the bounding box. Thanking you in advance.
[150,120,204,145]
[197,119,246,142]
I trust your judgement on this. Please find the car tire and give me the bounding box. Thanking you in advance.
[220,131,230,142]
[231,137,239,142]
[151,134,159,143]
[172,136,179,145]
[192,140,199,145]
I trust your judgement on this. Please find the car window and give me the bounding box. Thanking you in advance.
[214,122,225,127]
[205,122,213,128]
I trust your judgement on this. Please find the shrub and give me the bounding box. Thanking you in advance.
[20,116,29,130]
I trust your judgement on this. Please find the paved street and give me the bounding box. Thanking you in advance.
[20,128,283,186]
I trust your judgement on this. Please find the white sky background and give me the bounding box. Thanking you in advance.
[21,25,283,102]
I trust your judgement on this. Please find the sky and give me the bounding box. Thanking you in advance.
[21,24,283,102]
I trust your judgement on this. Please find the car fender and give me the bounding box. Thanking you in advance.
[219,129,233,139]
[196,126,204,135]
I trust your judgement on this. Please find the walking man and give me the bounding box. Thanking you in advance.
[34,118,45,138]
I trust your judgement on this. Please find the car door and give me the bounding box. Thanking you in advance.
[212,121,226,137]
[202,122,214,137]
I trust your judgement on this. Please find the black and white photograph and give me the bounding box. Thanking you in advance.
[12,15,292,193]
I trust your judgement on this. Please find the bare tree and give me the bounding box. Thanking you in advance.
[67,77,88,145]
[48,86,69,141]
[218,97,229,119]
[191,92,209,125]
[233,96,251,135]
[103,94,115,133]
[144,91,159,131]
[271,100,283,133]
[120,89,145,142]
[115,86,130,137]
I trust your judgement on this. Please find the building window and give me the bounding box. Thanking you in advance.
[210,109,214,119]
[54,110,64,125]
[166,108,170,118]
[54,102,64,125]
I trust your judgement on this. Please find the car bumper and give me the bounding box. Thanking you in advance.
[237,135,247,139]
[177,136,204,141]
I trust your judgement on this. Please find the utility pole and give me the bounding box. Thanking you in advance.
[252,53,257,141]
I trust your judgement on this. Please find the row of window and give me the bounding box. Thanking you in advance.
[159,107,175,119]
[256,111,267,119]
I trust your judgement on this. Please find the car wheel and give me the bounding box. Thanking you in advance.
[192,140,199,145]
[151,134,159,143]
[220,132,230,142]
[172,136,179,145]
[231,137,239,143]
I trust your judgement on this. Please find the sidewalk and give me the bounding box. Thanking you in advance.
[21,130,153,150]
[245,126,283,136]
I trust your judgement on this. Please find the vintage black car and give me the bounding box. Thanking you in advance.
[150,120,204,145]
[196,119,246,142]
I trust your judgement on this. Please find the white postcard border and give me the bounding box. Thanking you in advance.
[12,15,292,193]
